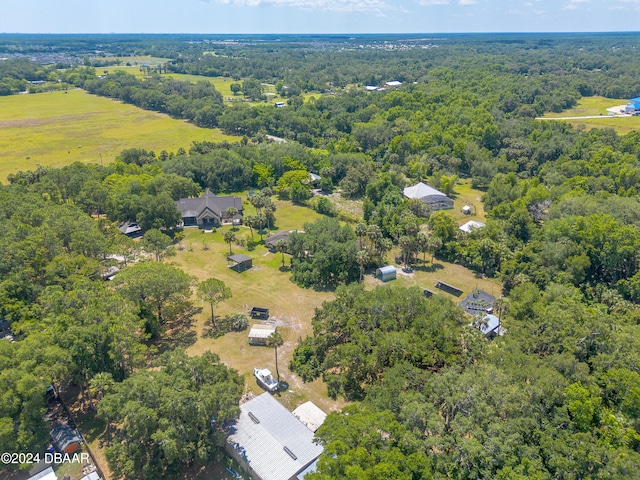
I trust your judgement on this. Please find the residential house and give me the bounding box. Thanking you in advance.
[471,313,504,338]
[460,290,496,316]
[51,424,81,454]
[175,189,243,228]
[265,231,291,252]
[226,393,324,480]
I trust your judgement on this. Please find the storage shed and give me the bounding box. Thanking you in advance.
[228,254,253,272]
[376,266,397,282]
[292,402,327,433]
[248,324,277,346]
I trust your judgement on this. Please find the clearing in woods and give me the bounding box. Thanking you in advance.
[0,89,238,182]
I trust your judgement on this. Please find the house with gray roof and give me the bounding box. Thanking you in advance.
[226,393,324,480]
[403,182,453,210]
[175,189,243,228]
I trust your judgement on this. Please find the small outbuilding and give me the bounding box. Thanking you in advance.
[459,220,486,234]
[376,265,397,282]
[292,402,327,433]
[51,424,81,454]
[228,254,253,272]
[248,325,277,346]
[462,205,472,215]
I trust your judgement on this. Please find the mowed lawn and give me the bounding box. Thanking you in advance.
[0,89,238,183]
[542,96,628,117]
[540,95,640,134]
[170,200,346,413]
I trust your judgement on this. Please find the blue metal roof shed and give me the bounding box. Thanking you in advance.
[376,265,397,282]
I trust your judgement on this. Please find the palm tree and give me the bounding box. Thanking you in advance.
[245,214,255,240]
[267,331,284,383]
[355,222,367,250]
[223,230,236,255]
[427,236,443,263]
[226,207,238,225]
[355,250,369,283]
[275,239,288,268]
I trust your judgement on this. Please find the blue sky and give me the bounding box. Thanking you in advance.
[0,0,637,34]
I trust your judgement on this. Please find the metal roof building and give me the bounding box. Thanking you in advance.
[376,265,397,282]
[459,220,486,233]
[226,393,324,480]
[292,402,327,433]
[248,324,277,346]
[403,182,454,210]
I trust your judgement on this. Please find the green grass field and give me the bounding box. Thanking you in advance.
[0,89,238,183]
[169,200,345,412]
[97,67,321,106]
[542,96,627,117]
[540,96,640,134]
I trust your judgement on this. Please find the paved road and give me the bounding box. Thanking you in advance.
[537,104,633,121]
[536,115,624,120]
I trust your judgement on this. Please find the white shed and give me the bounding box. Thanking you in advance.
[248,325,277,346]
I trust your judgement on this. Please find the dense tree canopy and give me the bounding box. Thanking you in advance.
[98,350,243,480]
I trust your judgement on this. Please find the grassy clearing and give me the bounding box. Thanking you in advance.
[168,199,345,413]
[0,89,238,183]
[540,96,640,133]
[365,251,502,301]
[542,96,628,118]
[450,180,486,223]
[554,117,640,135]
[97,69,322,106]
[94,55,170,66]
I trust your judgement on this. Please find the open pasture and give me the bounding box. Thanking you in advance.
[540,95,640,133]
[542,96,627,117]
[0,89,237,182]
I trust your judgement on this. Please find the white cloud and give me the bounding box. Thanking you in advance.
[205,0,391,14]
[458,0,477,4]
[562,0,589,10]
